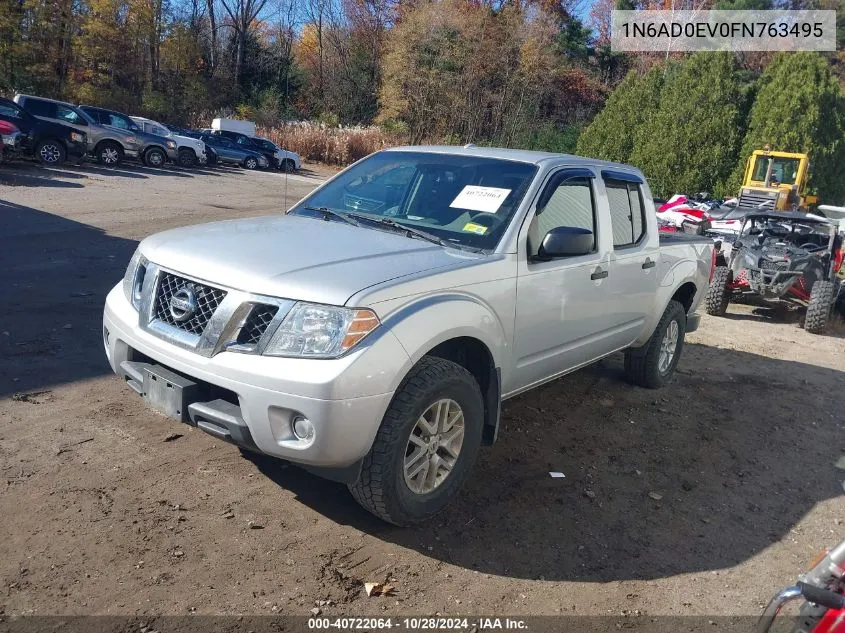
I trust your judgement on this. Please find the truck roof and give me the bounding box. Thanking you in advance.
[383,145,644,173]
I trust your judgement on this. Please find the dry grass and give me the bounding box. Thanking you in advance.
[258,122,404,166]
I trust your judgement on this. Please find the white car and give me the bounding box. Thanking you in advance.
[130,116,206,168]
[252,137,301,172]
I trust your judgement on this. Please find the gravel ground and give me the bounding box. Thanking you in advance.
[1,160,843,619]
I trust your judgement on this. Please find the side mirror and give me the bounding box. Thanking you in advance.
[536,226,594,260]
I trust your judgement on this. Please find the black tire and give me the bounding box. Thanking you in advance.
[35,139,66,166]
[280,158,296,173]
[705,266,731,316]
[144,147,166,168]
[804,279,835,334]
[624,299,687,389]
[95,141,123,166]
[177,148,196,168]
[243,156,258,170]
[348,356,484,526]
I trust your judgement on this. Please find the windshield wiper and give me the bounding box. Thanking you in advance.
[301,206,359,227]
[345,213,450,248]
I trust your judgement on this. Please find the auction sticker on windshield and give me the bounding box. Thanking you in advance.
[450,186,511,213]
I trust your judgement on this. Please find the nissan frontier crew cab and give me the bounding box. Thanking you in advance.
[103,146,714,525]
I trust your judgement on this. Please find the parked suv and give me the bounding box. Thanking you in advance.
[80,105,177,168]
[212,130,274,169]
[252,137,301,172]
[200,133,268,169]
[130,117,206,167]
[0,97,87,166]
[13,94,140,166]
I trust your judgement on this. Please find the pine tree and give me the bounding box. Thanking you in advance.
[575,65,666,164]
[731,52,845,204]
[630,52,750,198]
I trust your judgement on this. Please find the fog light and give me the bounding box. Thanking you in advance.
[292,416,314,441]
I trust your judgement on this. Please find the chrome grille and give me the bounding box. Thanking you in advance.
[153,272,227,336]
[237,304,279,345]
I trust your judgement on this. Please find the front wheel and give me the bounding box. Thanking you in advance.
[243,156,258,170]
[177,148,196,168]
[144,147,166,168]
[280,158,296,172]
[36,139,66,166]
[805,280,835,334]
[705,266,731,316]
[624,299,687,389]
[348,356,484,526]
[96,141,123,166]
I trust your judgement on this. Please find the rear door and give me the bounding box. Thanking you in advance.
[512,168,615,391]
[600,171,659,348]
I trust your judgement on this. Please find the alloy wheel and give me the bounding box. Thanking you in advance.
[658,319,679,374]
[403,399,465,495]
[40,144,60,163]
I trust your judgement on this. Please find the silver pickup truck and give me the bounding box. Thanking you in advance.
[103,146,714,525]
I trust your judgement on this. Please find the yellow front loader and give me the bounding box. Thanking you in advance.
[736,147,817,212]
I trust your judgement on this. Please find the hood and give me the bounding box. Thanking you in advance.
[139,215,482,305]
[172,134,204,151]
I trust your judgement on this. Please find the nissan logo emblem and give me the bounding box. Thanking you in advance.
[169,286,198,322]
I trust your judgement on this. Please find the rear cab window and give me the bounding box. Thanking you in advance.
[603,174,646,248]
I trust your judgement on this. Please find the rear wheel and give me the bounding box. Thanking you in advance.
[348,356,484,526]
[805,280,835,334]
[177,148,196,168]
[144,147,166,168]
[36,139,66,166]
[243,156,258,170]
[705,266,731,316]
[624,299,687,389]
[96,141,123,166]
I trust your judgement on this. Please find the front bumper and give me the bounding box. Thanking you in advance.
[103,285,409,467]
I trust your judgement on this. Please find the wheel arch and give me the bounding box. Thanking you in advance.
[94,138,122,152]
[380,293,506,446]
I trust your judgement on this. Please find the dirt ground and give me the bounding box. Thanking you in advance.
[1,160,843,619]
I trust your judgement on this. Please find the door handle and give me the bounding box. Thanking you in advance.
[591,267,608,280]
[642,258,656,269]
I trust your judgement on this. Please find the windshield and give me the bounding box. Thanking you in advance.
[290,151,537,250]
[750,156,800,185]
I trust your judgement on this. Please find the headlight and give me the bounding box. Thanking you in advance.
[166,140,176,149]
[122,249,148,310]
[263,303,379,358]
[70,132,85,143]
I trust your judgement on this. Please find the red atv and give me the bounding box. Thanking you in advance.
[757,539,845,633]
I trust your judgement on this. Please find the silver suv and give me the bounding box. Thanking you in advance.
[14,94,141,166]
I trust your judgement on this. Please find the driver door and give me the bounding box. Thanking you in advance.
[511,168,613,391]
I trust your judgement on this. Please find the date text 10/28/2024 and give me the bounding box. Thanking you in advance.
[308,617,528,630]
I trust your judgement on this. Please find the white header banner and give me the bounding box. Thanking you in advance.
[611,10,837,52]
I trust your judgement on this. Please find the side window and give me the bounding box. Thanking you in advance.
[104,113,130,130]
[530,177,596,256]
[0,103,23,119]
[605,179,646,248]
[55,104,84,125]
[25,98,53,118]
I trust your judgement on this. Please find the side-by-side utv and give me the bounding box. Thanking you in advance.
[706,211,843,334]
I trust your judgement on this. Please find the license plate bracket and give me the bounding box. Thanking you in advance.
[142,365,201,423]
